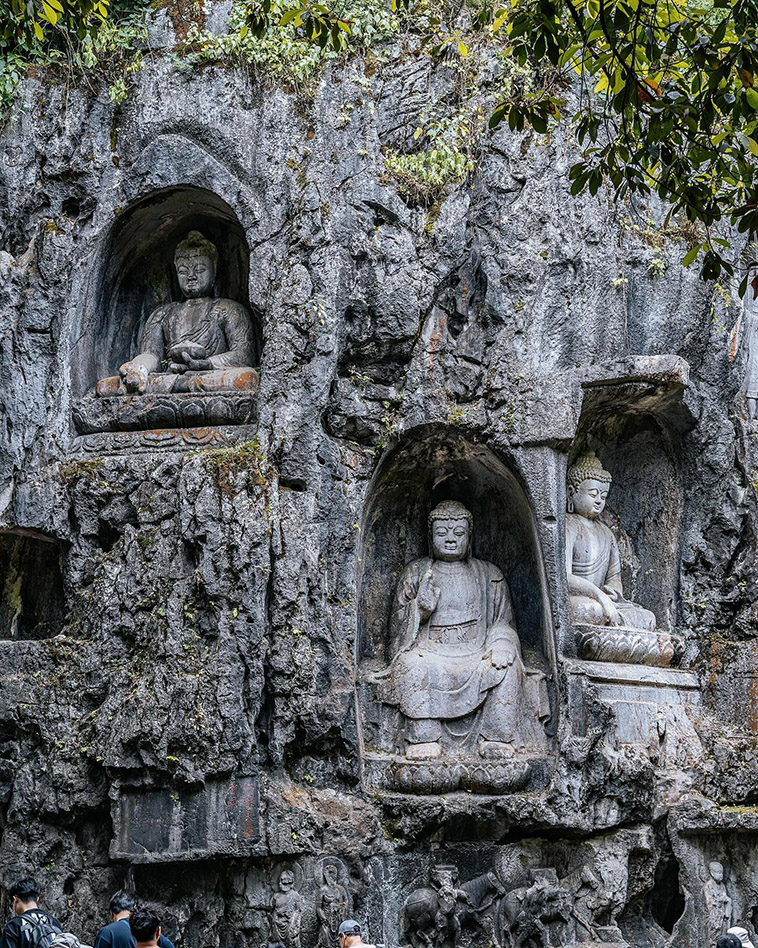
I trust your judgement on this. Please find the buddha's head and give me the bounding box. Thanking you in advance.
[567,451,612,519]
[323,864,338,885]
[174,230,218,299]
[279,870,295,892]
[709,860,724,883]
[429,500,472,562]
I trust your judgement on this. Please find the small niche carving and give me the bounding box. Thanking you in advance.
[72,187,261,437]
[95,231,257,398]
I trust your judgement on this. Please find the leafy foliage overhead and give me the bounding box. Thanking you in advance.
[1,0,109,42]
[237,0,758,287]
[5,0,758,286]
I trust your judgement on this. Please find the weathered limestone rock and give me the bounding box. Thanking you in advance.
[1,19,758,948]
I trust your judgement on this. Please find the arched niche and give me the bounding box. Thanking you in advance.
[358,426,555,685]
[71,186,261,398]
[571,382,690,630]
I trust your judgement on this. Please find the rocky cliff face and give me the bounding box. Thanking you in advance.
[1,6,758,947]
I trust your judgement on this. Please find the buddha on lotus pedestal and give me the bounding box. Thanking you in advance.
[566,452,681,666]
[95,231,257,397]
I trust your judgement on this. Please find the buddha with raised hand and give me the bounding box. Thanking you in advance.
[96,230,257,397]
[566,451,656,632]
[378,499,547,760]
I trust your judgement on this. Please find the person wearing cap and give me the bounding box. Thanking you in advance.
[728,927,756,948]
[338,920,375,948]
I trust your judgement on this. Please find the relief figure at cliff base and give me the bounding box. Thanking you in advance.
[95,231,257,397]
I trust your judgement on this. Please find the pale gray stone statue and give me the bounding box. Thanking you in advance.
[704,861,732,945]
[566,452,656,631]
[377,500,547,760]
[96,231,257,396]
[270,870,303,948]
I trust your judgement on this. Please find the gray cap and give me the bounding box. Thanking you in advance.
[338,920,361,936]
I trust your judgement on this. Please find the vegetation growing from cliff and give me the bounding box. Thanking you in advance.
[4,0,758,287]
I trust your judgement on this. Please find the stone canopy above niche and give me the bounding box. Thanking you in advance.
[71,187,261,443]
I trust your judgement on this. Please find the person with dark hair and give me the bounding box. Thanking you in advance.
[128,908,161,948]
[718,936,744,948]
[0,878,62,948]
[94,895,173,948]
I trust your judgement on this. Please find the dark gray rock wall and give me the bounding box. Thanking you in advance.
[1,11,758,947]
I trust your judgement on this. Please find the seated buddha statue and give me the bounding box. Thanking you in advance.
[566,452,656,631]
[375,500,547,760]
[95,231,257,397]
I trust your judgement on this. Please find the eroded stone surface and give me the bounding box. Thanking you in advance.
[1,16,758,948]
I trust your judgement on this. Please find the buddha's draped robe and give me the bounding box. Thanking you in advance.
[381,556,546,749]
[566,513,655,631]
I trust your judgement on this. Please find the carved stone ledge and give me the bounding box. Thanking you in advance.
[362,751,552,795]
[71,424,258,456]
[575,623,684,667]
[73,387,258,435]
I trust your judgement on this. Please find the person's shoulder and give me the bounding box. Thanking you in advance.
[95,921,120,941]
[157,934,175,948]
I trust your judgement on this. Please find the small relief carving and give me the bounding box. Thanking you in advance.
[370,501,548,769]
[402,865,470,948]
[703,861,732,946]
[398,856,623,948]
[270,869,304,948]
[316,858,352,948]
[566,452,682,666]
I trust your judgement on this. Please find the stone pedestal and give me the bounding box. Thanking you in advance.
[565,658,701,746]
[574,623,684,667]
[73,388,258,434]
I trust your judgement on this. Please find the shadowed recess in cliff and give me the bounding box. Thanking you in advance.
[70,186,261,398]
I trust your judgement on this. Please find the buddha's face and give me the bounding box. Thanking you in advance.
[709,862,724,882]
[431,517,469,562]
[279,871,294,892]
[176,252,215,298]
[324,865,337,885]
[569,478,609,519]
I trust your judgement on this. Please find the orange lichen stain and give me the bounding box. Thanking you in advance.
[233,370,259,391]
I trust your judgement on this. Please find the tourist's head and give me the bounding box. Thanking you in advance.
[429,500,472,562]
[709,860,724,882]
[338,919,363,947]
[174,231,218,299]
[8,878,40,913]
[717,936,743,948]
[109,889,137,919]
[129,904,161,946]
[567,451,612,519]
[727,928,756,948]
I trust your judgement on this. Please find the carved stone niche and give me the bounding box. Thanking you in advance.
[670,805,758,948]
[110,773,261,863]
[0,530,66,640]
[357,427,557,795]
[563,369,703,757]
[71,187,261,452]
